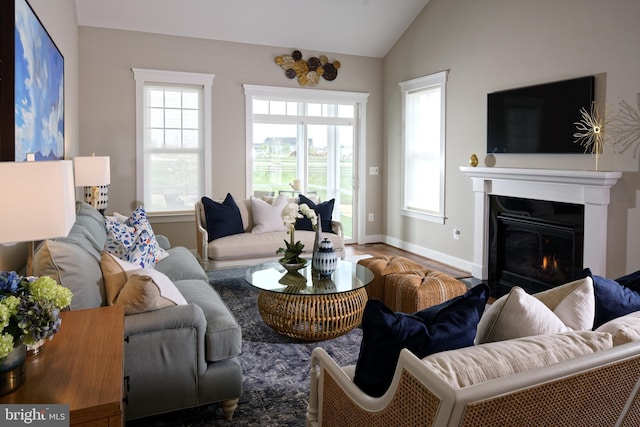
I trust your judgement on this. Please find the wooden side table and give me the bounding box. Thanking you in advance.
[0,305,125,426]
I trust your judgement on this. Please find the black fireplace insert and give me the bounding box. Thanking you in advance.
[488,195,584,296]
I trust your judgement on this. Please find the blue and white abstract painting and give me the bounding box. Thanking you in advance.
[14,0,64,161]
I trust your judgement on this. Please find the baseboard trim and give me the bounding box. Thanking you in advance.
[382,235,474,274]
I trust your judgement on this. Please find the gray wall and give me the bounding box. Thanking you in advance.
[78,27,384,249]
[383,0,640,277]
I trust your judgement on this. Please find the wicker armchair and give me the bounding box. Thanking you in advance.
[307,341,640,426]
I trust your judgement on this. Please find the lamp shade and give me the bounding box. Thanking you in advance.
[73,156,110,186]
[0,160,76,244]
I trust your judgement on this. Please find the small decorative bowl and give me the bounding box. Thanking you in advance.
[279,260,307,273]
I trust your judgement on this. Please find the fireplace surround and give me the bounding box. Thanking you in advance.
[460,167,622,285]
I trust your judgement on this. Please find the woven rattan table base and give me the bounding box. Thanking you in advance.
[257,287,368,341]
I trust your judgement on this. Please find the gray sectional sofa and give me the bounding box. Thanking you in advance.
[32,201,243,421]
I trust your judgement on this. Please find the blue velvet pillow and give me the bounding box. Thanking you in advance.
[296,194,334,232]
[201,194,244,242]
[616,270,640,293]
[353,284,489,397]
[581,268,640,329]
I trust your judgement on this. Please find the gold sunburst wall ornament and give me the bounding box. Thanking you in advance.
[573,101,619,171]
[612,93,640,158]
[275,50,341,87]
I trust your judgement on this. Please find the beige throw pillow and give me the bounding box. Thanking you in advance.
[100,252,187,314]
[475,277,596,344]
[424,331,612,389]
[534,277,594,331]
[251,193,288,233]
[475,286,570,344]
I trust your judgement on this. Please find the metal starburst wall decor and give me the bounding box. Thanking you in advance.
[573,101,619,170]
[612,93,640,158]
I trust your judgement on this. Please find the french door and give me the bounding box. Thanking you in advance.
[244,85,368,243]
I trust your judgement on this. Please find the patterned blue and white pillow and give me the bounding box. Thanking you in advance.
[104,206,169,268]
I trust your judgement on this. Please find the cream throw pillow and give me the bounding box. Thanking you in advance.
[251,193,288,233]
[475,286,570,344]
[534,277,594,331]
[100,252,187,314]
[424,331,612,389]
[475,278,595,344]
[596,311,640,346]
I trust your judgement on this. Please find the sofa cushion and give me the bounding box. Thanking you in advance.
[33,240,105,310]
[596,311,640,345]
[250,194,287,234]
[74,201,108,249]
[101,252,187,314]
[353,284,489,397]
[175,279,242,362]
[423,331,613,389]
[155,246,209,282]
[582,268,640,329]
[62,223,103,261]
[207,229,343,262]
[201,194,244,241]
[296,194,334,232]
[475,278,594,344]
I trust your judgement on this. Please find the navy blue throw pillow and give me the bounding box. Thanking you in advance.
[616,270,640,293]
[353,284,489,397]
[581,268,640,329]
[201,194,244,242]
[295,195,334,232]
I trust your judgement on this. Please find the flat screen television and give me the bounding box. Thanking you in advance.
[0,0,64,161]
[487,76,594,154]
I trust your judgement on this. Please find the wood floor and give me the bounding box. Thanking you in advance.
[344,242,471,279]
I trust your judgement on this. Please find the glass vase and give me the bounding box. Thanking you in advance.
[0,343,26,396]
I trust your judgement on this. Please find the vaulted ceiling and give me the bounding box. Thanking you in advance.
[74,0,430,58]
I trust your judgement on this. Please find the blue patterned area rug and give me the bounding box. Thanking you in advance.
[127,267,363,426]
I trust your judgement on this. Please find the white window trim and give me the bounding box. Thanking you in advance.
[132,68,214,221]
[399,70,448,225]
[242,84,369,244]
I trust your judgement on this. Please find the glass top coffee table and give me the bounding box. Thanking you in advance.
[246,260,374,341]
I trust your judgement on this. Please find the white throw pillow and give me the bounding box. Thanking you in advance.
[475,278,596,345]
[475,286,570,344]
[251,193,288,233]
[534,277,595,331]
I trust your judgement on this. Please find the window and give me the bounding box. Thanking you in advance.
[133,68,214,216]
[243,85,368,243]
[399,71,447,224]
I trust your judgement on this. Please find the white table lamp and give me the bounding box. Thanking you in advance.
[0,160,77,275]
[73,155,111,213]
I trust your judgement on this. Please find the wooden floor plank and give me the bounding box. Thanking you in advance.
[344,243,471,279]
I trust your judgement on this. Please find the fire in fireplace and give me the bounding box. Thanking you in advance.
[488,195,584,296]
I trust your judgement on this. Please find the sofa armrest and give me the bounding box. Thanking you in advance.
[331,220,344,238]
[124,303,207,375]
[307,348,442,426]
[195,202,209,265]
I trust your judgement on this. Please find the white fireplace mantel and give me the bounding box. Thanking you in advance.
[460,166,622,280]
